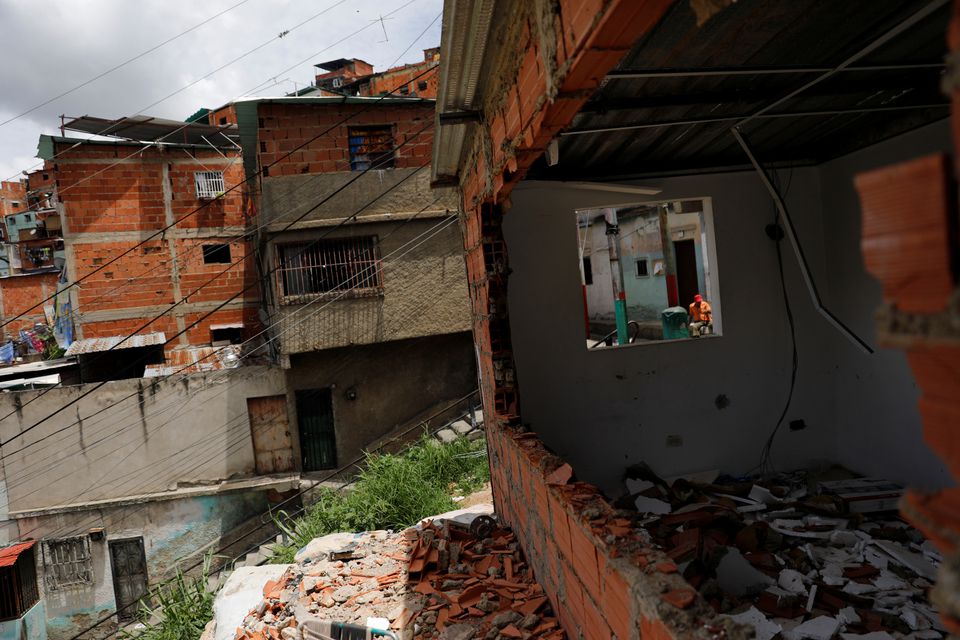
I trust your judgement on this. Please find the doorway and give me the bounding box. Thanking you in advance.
[109,538,149,622]
[247,395,294,474]
[295,388,337,471]
[673,239,699,308]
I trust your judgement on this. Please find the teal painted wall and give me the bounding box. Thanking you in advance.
[621,251,668,322]
[0,600,47,640]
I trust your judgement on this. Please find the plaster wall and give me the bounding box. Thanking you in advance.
[0,600,46,640]
[504,171,839,495]
[818,119,954,490]
[286,331,477,466]
[17,491,266,640]
[269,218,471,355]
[0,366,286,511]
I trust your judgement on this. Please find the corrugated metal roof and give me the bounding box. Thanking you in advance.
[62,115,239,146]
[64,332,166,356]
[0,541,35,568]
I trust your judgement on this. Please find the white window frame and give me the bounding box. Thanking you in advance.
[41,536,93,590]
[194,171,225,199]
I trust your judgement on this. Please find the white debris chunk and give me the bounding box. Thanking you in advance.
[749,484,783,505]
[723,606,782,640]
[805,584,818,612]
[842,581,877,596]
[625,478,655,494]
[778,569,808,594]
[716,548,775,596]
[871,540,937,580]
[838,607,861,625]
[633,495,672,514]
[872,570,908,591]
[901,607,932,631]
[792,615,840,640]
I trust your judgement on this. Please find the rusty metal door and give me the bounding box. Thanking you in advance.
[247,395,295,474]
[109,538,148,622]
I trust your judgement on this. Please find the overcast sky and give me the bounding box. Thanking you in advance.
[0,0,442,181]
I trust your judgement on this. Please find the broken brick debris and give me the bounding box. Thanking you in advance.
[620,466,947,639]
[232,516,564,640]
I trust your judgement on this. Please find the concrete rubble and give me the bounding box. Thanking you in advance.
[617,465,948,639]
[228,508,563,640]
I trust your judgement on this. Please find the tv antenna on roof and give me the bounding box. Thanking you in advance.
[372,14,393,43]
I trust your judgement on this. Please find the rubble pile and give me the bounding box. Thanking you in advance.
[232,515,563,640]
[620,465,946,639]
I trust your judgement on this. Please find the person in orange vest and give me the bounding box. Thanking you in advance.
[688,294,712,337]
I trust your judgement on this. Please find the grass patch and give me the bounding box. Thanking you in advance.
[120,557,217,640]
[271,435,488,563]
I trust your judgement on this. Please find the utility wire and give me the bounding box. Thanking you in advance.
[0,62,437,333]
[0,0,255,129]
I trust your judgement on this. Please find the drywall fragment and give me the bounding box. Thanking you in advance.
[749,484,783,505]
[716,547,775,596]
[625,478,655,494]
[842,581,877,596]
[634,495,672,514]
[723,606,782,640]
[871,540,936,580]
[838,607,861,625]
[792,615,840,640]
[864,547,890,569]
[901,606,932,631]
[829,530,861,547]
[872,570,908,591]
[778,569,808,595]
[805,584,818,612]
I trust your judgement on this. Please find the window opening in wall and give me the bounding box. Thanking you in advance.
[576,198,721,349]
[194,170,225,199]
[399,85,409,95]
[211,324,243,345]
[418,81,428,91]
[276,236,382,302]
[0,545,38,621]
[202,243,231,264]
[635,258,649,277]
[347,126,395,171]
[42,537,93,590]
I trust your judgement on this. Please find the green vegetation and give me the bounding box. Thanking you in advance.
[271,434,489,563]
[121,557,217,640]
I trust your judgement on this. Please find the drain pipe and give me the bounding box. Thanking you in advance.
[731,128,873,354]
[603,208,630,345]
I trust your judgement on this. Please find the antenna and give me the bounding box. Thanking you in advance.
[372,14,394,43]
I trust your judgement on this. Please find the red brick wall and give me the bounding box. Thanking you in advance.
[256,102,434,177]
[0,180,27,216]
[363,62,439,98]
[0,273,58,337]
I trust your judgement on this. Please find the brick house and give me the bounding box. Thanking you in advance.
[433,0,960,638]
[28,116,259,371]
[208,93,475,475]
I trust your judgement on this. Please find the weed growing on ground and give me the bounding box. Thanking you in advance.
[120,557,217,640]
[271,435,488,563]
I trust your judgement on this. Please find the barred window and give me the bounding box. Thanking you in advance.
[347,126,395,171]
[276,237,382,302]
[42,537,93,590]
[194,171,225,199]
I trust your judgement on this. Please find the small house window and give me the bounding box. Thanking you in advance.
[635,258,649,277]
[202,244,231,264]
[211,325,243,345]
[418,81,428,91]
[347,126,395,171]
[42,537,93,590]
[399,85,409,95]
[332,77,343,88]
[276,236,382,301]
[582,257,593,285]
[194,171,225,199]
[0,545,38,621]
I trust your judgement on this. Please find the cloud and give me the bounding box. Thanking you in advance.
[0,0,442,181]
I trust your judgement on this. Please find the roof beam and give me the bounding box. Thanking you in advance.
[606,62,945,80]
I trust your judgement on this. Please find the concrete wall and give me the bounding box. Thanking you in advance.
[505,173,837,494]
[17,490,266,640]
[818,119,954,490]
[502,123,955,495]
[268,218,471,355]
[0,365,286,512]
[286,331,477,466]
[0,600,46,640]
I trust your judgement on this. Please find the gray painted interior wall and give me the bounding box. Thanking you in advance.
[502,121,953,496]
[286,331,477,466]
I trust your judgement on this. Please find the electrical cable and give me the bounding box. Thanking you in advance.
[759,169,799,477]
[0,0,256,130]
[0,61,438,333]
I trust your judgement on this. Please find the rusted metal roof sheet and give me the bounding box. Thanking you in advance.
[64,332,166,356]
[0,541,35,568]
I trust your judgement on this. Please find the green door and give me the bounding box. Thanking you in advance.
[296,388,337,471]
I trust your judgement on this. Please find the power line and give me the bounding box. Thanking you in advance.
[0,0,256,130]
[0,62,437,332]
